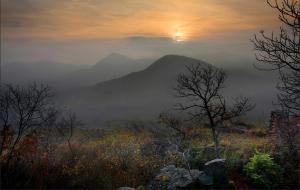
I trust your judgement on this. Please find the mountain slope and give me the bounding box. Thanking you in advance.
[62,55,209,125]
[59,53,154,88]
[60,54,278,126]
[92,54,209,95]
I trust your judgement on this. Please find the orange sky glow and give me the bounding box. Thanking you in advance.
[1,0,279,41]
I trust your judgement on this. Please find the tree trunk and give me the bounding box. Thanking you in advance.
[205,102,221,158]
[211,126,220,158]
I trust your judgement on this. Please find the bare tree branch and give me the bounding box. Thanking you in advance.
[0,83,53,163]
[174,64,253,158]
[252,0,300,116]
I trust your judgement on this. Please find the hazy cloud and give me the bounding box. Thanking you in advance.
[1,0,280,67]
[1,0,278,41]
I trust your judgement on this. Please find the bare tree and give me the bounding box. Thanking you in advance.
[252,0,300,116]
[174,64,253,158]
[0,83,83,188]
[0,83,53,163]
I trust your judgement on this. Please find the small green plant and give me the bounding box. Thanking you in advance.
[244,152,284,188]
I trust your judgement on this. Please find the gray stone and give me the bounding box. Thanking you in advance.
[150,159,228,189]
[152,165,202,190]
[198,171,213,186]
[203,158,228,186]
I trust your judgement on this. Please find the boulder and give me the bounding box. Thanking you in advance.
[198,172,213,186]
[151,165,202,190]
[150,159,228,189]
[203,158,228,186]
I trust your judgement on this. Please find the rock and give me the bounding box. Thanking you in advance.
[116,187,136,190]
[151,165,202,190]
[203,158,228,186]
[198,172,213,186]
[150,159,228,189]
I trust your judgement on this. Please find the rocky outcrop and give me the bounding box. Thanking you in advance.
[150,159,228,190]
[118,159,228,190]
[150,165,201,189]
[203,158,228,186]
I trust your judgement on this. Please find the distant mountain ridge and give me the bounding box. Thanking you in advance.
[92,53,133,69]
[92,54,208,93]
[2,53,154,89]
[59,54,278,126]
[58,53,154,89]
[61,55,210,125]
[3,53,278,126]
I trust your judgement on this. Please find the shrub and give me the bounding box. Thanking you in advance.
[244,152,284,188]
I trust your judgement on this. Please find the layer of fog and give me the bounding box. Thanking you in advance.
[1,36,279,126]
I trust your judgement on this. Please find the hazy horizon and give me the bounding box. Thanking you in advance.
[0,0,283,124]
[1,0,280,67]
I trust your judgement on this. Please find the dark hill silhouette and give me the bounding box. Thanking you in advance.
[92,53,134,70]
[91,54,209,95]
[58,54,278,126]
[61,55,210,125]
[59,53,154,88]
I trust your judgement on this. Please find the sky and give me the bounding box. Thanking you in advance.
[1,0,280,65]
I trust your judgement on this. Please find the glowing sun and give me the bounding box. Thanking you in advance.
[173,29,184,42]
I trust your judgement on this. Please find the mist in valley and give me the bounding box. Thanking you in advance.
[1,37,279,126]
